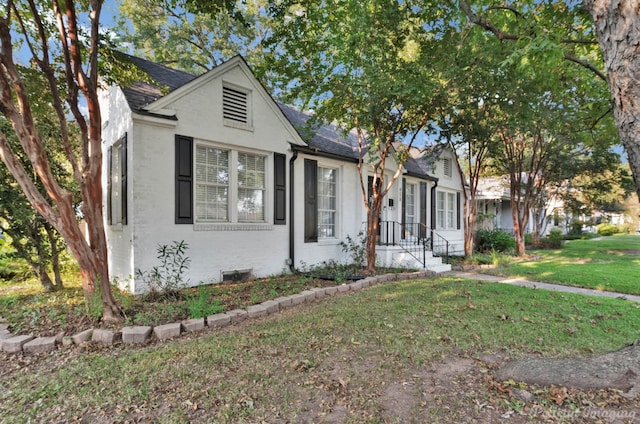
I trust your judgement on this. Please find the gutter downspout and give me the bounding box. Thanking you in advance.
[288,149,299,273]
[430,180,438,251]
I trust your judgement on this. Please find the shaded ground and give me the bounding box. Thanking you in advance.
[498,342,640,395]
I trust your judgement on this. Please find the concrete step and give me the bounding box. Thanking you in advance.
[425,263,452,273]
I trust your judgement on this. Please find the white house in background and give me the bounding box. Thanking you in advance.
[99,54,463,294]
[475,176,569,236]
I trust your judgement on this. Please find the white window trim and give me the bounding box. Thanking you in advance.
[436,189,457,230]
[317,162,341,242]
[405,182,416,236]
[222,82,253,132]
[194,141,271,227]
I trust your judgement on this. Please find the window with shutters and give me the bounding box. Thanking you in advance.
[194,143,266,224]
[223,84,252,130]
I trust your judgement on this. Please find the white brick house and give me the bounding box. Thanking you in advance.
[99,54,463,294]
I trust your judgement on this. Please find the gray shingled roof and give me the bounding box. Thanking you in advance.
[119,54,436,181]
[120,53,197,112]
[277,103,360,161]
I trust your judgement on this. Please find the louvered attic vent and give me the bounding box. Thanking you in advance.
[223,86,249,124]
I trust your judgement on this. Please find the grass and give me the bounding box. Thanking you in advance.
[2,276,640,422]
[487,234,640,295]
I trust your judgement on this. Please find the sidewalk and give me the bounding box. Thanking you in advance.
[443,270,640,303]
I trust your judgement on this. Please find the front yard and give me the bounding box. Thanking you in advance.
[1,235,640,422]
[487,234,640,295]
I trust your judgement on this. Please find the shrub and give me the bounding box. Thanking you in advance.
[136,240,191,297]
[475,229,515,253]
[596,223,617,236]
[541,228,563,249]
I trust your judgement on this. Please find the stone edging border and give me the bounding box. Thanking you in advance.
[0,271,435,355]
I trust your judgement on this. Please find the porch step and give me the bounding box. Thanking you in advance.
[389,250,451,273]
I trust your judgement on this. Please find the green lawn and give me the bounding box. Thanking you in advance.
[492,234,640,295]
[2,276,640,423]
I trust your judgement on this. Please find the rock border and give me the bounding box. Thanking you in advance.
[0,271,435,354]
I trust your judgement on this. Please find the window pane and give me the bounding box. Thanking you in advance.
[436,191,445,229]
[447,193,455,228]
[238,188,264,221]
[110,142,122,224]
[195,145,229,222]
[317,167,337,238]
[238,153,265,222]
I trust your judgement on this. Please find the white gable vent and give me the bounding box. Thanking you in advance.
[443,157,452,177]
[223,85,251,128]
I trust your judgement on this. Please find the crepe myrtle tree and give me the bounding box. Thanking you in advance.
[0,0,121,319]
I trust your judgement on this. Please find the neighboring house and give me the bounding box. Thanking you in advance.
[99,54,463,294]
[475,176,569,237]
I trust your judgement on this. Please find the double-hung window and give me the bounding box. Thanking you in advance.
[108,134,127,225]
[194,145,266,223]
[436,191,457,230]
[317,167,337,238]
[405,182,416,236]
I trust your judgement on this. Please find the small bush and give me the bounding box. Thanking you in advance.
[596,223,617,236]
[136,240,191,298]
[539,228,563,249]
[475,229,515,253]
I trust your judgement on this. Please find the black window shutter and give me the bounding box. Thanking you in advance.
[107,145,113,225]
[419,182,427,239]
[274,153,286,225]
[456,192,461,230]
[121,133,128,225]
[175,135,194,224]
[304,158,317,242]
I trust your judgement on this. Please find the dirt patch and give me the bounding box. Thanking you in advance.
[612,250,640,256]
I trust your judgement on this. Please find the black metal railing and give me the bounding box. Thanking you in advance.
[373,221,450,266]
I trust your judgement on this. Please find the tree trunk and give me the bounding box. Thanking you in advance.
[37,267,56,292]
[584,0,640,201]
[365,203,380,274]
[464,199,476,257]
[45,224,64,290]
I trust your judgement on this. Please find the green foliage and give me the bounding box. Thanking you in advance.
[596,223,618,236]
[185,286,225,319]
[84,281,104,321]
[538,228,564,249]
[475,229,515,253]
[135,241,191,296]
[339,231,367,267]
[118,0,267,75]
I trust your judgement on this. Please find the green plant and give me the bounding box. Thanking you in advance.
[136,240,191,296]
[596,223,617,236]
[185,286,225,318]
[544,228,564,249]
[339,231,367,267]
[84,279,103,321]
[475,229,515,253]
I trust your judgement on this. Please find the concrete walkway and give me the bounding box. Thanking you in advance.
[443,270,640,303]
